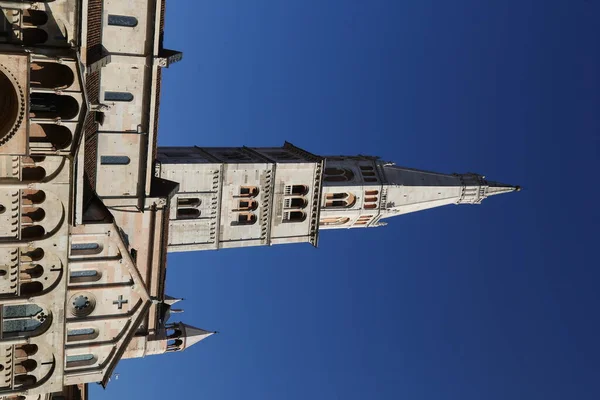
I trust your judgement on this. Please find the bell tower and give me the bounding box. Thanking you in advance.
[154,143,519,252]
[318,155,520,229]
[154,143,324,252]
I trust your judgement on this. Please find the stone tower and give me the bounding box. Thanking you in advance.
[155,143,520,252]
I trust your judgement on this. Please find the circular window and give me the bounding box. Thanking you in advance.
[69,292,96,317]
[0,65,24,144]
[0,204,5,214]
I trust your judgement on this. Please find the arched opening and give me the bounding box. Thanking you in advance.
[167,339,183,350]
[30,63,75,89]
[15,344,38,358]
[17,359,37,373]
[21,248,44,262]
[325,193,356,208]
[176,208,200,219]
[22,166,46,181]
[21,225,45,240]
[167,328,182,339]
[30,93,79,120]
[0,68,19,142]
[237,199,258,211]
[283,211,306,223]
[320,217,350,226]
[239,186,259,197]
[364,204,377,209]
[285,185,308,195]
[14,374,37,386]
[236,212,257,225]
[285,197,307,209]
[22,190,46,205]
[177,197,201,208]
[20,265,44,280]
[29,123,73,150]
[22,10,48,26]
[365,190,379,196]
[22,207,46,223]
[324,167,355,182]
[20,281,43,296]
[22,28,48,45]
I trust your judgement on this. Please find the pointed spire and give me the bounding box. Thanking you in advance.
[485,180,521,197]
[180,323,217,349]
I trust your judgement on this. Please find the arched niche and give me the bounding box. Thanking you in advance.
[29,124,72,150]
[30,93,79,120]
[30,62,75,90]
[22,28,48,45]
[22,10,48,27]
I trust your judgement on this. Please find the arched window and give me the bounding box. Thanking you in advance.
[364,204,377,209]
[107,15,138,27]
[320,217,350,226]
[29,124,73,150]
[22,28,48,45]
[284,197,307,209]
[22,166,46,181]
[22,190,46,205]
[101,155,130,165]
[22,10,48,26]
[177,208,201,219]
[324,193,356,208]
[21,207,45,223]
[21,225,45,240]
[284,185,309,195]
[324,167,355,182]
[177,197,201,207]
[239,186,259,197]
[67,328,98,342]
[66,353,96,368]
[283,211,306,223]
[236,212,257,225]
[70,270,101,284]
[1,304,48,338]
[237,199,258,211]
[104,91,134,102]
[71,243,102,256]
[354,215,374,226]
[30,62,74,89]
[30,93,79,120]
[365,190,379,196]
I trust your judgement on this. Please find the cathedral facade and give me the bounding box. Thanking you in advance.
[0,1,519,399]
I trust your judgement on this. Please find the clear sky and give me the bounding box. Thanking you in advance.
[92,1,599,399]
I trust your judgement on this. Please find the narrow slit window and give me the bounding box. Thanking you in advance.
[70,270,101,283]
[107,15,138,27]
[177,198,201,208]
[66,353,96,368]
[177,208,201,219]
[101,156,130,165]
[71,243,102,256]
[104,91,134,102]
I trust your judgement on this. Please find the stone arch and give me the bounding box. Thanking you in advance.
[22,207,46,223]
[22,166,46,181]
[22,10,48,26]
[30,62,75,90]
[22,28,48,45]
[30,93,79,120]
[29,124,73,150]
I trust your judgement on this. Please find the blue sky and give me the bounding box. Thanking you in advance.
[92,1,600,399]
